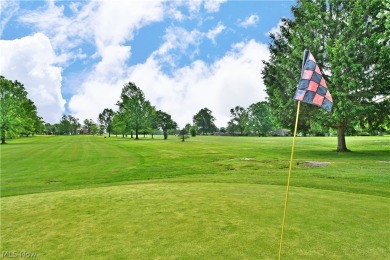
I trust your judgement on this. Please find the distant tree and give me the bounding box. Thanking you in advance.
[184,123,192,133]
[146,106,157,138]
[156,110,177,140]
[98,108,115,137]
[83,119,95,134]
[45,123,54,135]
[193,108,217,135]
[59,115,71,135]
[247,102,274,136]
[116,82,153,140]
[68,115,80,135]
[229,106,249,135]
[91,123,99,135]
[99,124,105,135]
[112,113,127,137]
[190,127,197,137]
[226,120,235,135]
[178,128,189,142]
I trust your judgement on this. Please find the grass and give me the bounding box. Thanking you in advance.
[1,135,389,259]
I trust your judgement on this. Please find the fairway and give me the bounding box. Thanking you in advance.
[1,135,389,259]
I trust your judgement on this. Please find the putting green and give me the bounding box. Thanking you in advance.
[1,182,389,259]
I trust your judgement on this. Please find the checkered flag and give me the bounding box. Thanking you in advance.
[293,51,332,112]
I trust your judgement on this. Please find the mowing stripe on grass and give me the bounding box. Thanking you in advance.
[1,182,389,259]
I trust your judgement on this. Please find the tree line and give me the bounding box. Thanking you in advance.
[40,82,280,139]
[1,73,388,145]
[1,0,389,149]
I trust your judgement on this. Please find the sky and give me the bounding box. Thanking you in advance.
[0,0,294,128]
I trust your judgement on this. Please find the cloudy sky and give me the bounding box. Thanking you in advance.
[0,0,293,127]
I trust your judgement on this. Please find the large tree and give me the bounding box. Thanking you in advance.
[155,110,177,140]
[0,76,41,144]
[262,0,389,151]
[116,82,153,140]
[193,108,217,135]
[98,108,115,137]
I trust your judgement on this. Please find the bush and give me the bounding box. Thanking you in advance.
[190,127,197,137]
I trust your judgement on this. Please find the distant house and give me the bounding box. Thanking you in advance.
[271,129,291,136]
[77,127,89,134]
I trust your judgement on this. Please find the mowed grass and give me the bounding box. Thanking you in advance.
[1,135,389,259]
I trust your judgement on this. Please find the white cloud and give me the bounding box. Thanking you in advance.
[20,1,97,57]
[19,1,165,64]
[68,39,269,128]
[132,39,270,128]
[267,20,284,36]
[187,0,203,13]
[204,0,227,13]
[152,26,203,66]
[239,14,260,28]
[18,0,166,123]
[94,45,132,82]
[67,80,123,122]
[91,0,164,54]
[173,0,226,16]
[206,22,226,44]
[0,33,66,123]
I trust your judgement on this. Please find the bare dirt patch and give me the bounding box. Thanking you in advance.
[304,161,331,167]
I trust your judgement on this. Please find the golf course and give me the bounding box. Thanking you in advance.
[1,135,389,259]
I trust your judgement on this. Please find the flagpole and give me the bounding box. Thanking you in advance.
[278,49,309,260]
[278,100,301,260]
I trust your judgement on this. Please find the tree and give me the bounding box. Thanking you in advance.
[59,115,71,134]
[98,108,115,137]
[83,119,95,134]
[248,102,274,136]
[178,128,189,142]
[193,108,217,135]
[68,115,80,135]
[116,82,153,140]
[262,0,389,152]
[0,76,40,144]
[112,113,127,137]
[229,106,249,135]
[20,99,42,137]
[184,123,192,133]
[190,127,197,137]
[155,110,177,140]
[91,123,99,135]
[45,123,55,135]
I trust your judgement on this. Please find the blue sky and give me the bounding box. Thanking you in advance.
[0,0,294,127]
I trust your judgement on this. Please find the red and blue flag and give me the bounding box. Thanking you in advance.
[293,51,332,112]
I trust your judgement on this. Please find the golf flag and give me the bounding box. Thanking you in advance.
[293,51,332,112]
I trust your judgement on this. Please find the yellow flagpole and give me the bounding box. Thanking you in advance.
[278,100,301,260]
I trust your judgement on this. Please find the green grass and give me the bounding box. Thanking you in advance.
[1,135,389,259]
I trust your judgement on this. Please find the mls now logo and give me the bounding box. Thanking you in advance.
[2,251,37,258]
